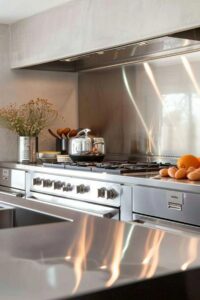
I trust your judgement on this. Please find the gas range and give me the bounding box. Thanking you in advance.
[43,161,173,175]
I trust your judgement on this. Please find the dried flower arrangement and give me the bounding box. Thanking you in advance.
[0,98,58,136]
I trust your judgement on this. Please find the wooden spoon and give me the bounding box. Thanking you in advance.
[48,129,60,139]
[62,128,71,137]
[68,129,78,138]
[57,128,63,138]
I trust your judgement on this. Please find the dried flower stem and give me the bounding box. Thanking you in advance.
[0,98,58,136]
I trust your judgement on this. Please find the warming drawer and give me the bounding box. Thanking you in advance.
[132,185,200,227]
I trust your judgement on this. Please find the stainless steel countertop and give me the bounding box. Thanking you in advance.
[0,193,200,299]
[1,162,200,193]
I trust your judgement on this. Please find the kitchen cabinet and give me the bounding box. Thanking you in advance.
[10,0,200,69]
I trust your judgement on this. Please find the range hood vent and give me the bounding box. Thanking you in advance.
[23,27,200,73]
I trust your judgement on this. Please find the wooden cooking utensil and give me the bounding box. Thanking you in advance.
[57,128,63,138]
[68,129,78,138]
[62,128,71,137]
[48,129,60,139]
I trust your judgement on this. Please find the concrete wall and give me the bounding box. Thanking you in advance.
[0,24,78,161]
[10,0,200,68]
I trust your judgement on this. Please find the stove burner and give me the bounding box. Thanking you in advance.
[76,162,94,167]
[95,163,120,169]
[43,160,175,174]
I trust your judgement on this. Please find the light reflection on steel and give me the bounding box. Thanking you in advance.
[121,225,135,259]
[143,61,183,152]
[122,66,156,154]
[65,215,94,294]
[140,229,165,279]
[181,237,199,271]
[181,55,200,96]
[101,221,125,287]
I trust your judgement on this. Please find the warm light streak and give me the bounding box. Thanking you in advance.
[138,41,149,46]
[144,62,164,104]
[66,216,94,294]
[144,61,183,149]
[99,265,107,270]
[105,223,125,287]
[65,256,71,260]
[121,225,135,259]
[181,238,199,271]
[122,66,156,152]
[140,230,165,279]
[131,46,137,57]
[183,40,190,47]
[181,55,200,96]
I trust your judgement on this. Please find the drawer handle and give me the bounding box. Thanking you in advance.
[168,202,182,211]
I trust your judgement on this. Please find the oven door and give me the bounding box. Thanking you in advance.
[132,213,200,235]
[0,186,25,198]
[26,192,120,220]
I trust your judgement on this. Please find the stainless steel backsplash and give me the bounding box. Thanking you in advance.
[79,51,200,159]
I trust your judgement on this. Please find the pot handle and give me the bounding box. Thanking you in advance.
[93,141,104,145]
[76,128,91,137]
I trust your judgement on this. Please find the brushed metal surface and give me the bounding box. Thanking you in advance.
[133,185,200,226]
[29,172,121,207]
[27,192,119,219]
[0,203,14,228]
[13,206,66,227]
[132,213,200,235]
[79,50,200,158]
[24,33,200,72]
[0,193,200,299]
[2,162,200,195]
[0,167,25,190]
[18,136,37,163]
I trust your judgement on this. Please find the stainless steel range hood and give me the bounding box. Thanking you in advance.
[23,28,200,72]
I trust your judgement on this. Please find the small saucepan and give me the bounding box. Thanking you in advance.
[68,128,105,162]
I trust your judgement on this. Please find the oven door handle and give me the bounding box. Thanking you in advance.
[100,208,119,219]
[0,189,25,198]
[132,213,199,234]
[26,194,119,219]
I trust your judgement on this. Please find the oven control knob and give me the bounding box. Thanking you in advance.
[43,179,53,188]
[33,177,42,186]
[76,184,90,194]
[54,181,64,190]
[63,184,73,192]
[98,188,106,198]
[106,189,118,199]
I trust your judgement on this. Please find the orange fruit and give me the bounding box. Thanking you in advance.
[177,155,200,169]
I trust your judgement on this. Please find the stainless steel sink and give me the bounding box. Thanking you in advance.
[14,207,67,228]
[0,204,15,228]
[0,202,68,229]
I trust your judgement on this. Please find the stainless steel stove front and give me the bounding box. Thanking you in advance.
[26,171,132,221]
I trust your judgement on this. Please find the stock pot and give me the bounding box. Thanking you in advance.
[68,129,105,162]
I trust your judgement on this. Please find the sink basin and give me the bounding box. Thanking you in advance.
[0,203,15,228]
[0,202,68,229]
[14,207,66,228]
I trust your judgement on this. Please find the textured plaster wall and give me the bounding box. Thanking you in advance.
[0,24,78,161]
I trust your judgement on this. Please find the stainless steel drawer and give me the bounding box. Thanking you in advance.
[132,186,200,226]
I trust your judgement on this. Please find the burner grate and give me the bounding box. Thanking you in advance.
[42,160,175,174]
